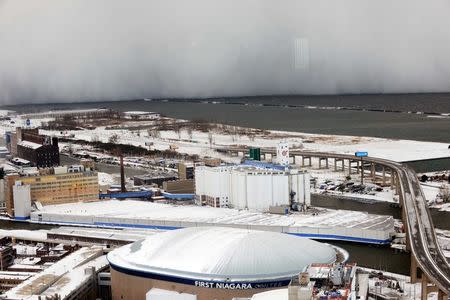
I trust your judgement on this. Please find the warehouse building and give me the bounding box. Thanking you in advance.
[107,227,337,300]
[195,161,310,210]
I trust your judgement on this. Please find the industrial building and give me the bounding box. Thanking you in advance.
[5,127,60,168]
[195,161,310,210]
[30,199,395,244]
[162,179,195,194]
[5,165,99,219]
[0,147,9,159]
[178,162,194,180]
[244,263,359,300]
[107,227,337,300]
[123,111,160,120]
[3,246,109,300]
[134,173,177,187]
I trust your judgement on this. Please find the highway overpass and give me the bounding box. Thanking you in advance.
[224,147,450,299]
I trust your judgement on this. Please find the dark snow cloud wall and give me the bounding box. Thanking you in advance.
[1,0,450,105]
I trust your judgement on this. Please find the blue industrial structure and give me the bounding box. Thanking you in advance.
[99,191,194,200]
[161,192,195,200]
[99,191,153,200]
[241,160,286,171]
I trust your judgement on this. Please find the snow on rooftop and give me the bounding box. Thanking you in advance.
[146,288,196,299]
[4,246,104,299]
[35,200,393,231]
[41,255,108,298]
[17,140,42,150]
[0,229,47,241]
[108,227,336,282]
[47,226,161,242]
[0,271,33,281]
[251,289,287,300]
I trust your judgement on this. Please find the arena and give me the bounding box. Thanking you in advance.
[107,227,338,300]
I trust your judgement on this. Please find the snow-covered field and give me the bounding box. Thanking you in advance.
[48,126,450,163]
[311,168,397,203]
[1,111,449,164]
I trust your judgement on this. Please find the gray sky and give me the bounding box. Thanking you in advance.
[1,0,450,105]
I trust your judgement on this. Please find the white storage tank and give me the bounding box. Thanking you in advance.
[195,164,310,211]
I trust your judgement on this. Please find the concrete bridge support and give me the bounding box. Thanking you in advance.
[348,160,352,175]
[421,274,449,300]
[318,157,328,169]
[334,159,345,172]
[410,251,449,300]
[301,156,312,167]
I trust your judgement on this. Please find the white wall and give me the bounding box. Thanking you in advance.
[0,179,5,209]
[290,172,311,207]
[195,166,310,211]
[146,288,196,300]
[13,184,31,219]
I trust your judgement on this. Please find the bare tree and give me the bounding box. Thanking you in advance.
[109,134,119,144]
[208,132,214,148]
[91,134,100,143]
[147,128,160,138]
[439,184,450,202]
[174,126,181,140]
[186,127,193,141]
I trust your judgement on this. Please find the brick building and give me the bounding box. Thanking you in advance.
[7,128,60,168]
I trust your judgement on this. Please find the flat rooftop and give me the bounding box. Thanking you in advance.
[4,246,105,299]
[34,200,393,232]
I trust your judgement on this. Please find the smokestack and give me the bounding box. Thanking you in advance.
[120,154,126,192]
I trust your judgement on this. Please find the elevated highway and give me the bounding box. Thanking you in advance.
[224,147,450,298]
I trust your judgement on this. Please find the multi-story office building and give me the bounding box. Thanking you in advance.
[5,166,98,218]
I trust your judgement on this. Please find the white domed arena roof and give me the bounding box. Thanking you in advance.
[107,227,336,285]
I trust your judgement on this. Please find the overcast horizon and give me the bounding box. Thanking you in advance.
[1,0,450,105]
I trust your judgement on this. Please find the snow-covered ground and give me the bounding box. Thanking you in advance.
[436,229,450,259]
[419,178,450,211]
[46,125,450,163]
[2,111,449,164]
[311,168,397,203]
[98,172,116,186]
